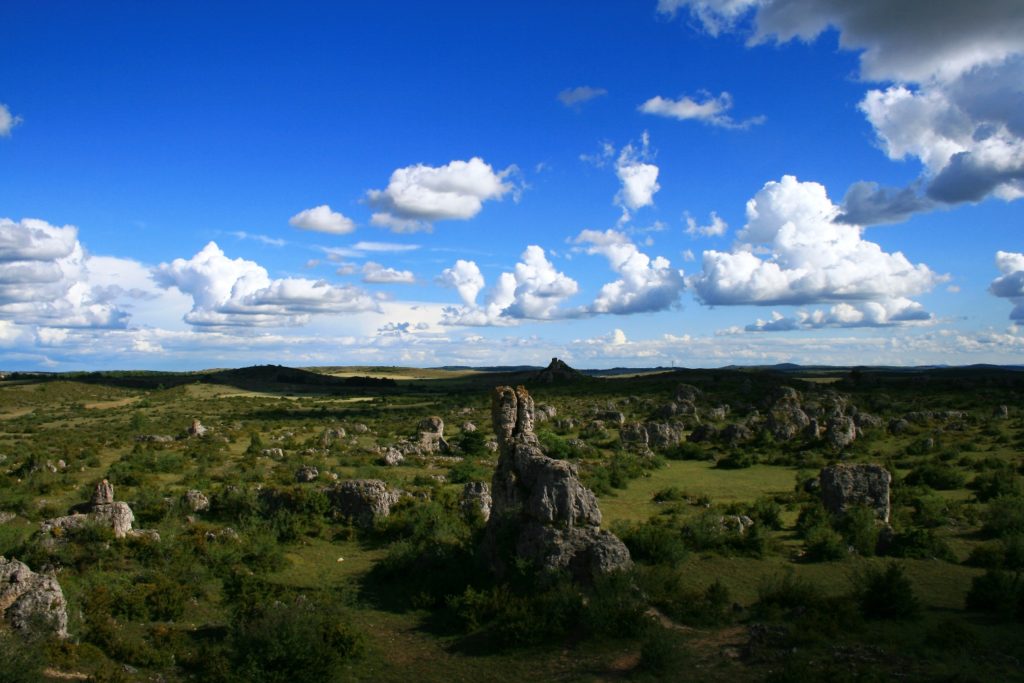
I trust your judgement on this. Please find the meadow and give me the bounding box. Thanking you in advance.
[0,363,1022,682]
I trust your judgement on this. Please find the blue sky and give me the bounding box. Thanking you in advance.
[1,0,1022,370]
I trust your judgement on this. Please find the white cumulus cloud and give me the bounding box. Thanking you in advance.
[289,204,356,235]
[574,230,687,315]
[613,133,660,223]
[361,261,415,284]
[685,211,728,237]
[688,176,941,322]
[368,157,519,232]
[989,250,1024,320]
[0,104,21,137]
[440,246,579,326]
[640,92,764,129]
[153,241,379,328]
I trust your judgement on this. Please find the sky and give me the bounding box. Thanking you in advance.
[1,0,1023,370]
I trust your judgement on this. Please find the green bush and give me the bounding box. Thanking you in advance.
[853,562,920,620]
[613,519,687,565]
[834,506,879,557]
[457,429,488,457]
[965,569,1023,620]
[982,495,1024,538]
[905,462,966,490]
[802,524,847,561]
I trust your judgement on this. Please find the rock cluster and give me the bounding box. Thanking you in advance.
[0,557,68,638]
[40,480,146,540]
[295,466,319,483]
[486,385,631,582]
[328,479,401,528]
[819,463,892,523]
[766,387,811,441]
[379,447,405,467]
[620,422,685,452]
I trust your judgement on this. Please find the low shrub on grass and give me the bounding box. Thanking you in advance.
[853,562,920,620]
[612,519,687,565]
[905,462,966,490]
[965,569,1023,620]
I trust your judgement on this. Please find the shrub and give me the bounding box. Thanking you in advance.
[853,562,920,620]
[905,462,966,490]
[802,525,847,561]
[613,520,687,565]
[665,442,712,461]
[965,569,1023,620]
[834,506,879,557]
[636,566,733,627]
[748,496,783,530]
[970,469,1022,502]
[886,527,956,561]
[982,495,1024,539]
[457,429,488,458]
[716,451,755,469]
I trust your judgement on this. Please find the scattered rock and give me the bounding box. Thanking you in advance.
[461,421,477,433]
[460,481,492,522]
[40,480,138,539]
[535,404,557,422]
[994,405,1009,419]
[329,480,401,528]
[888,418,910,435]
[486,385,632,582]
[707,404,731,421]
[416,416,449,454]
[183,489,209,513]
[820,463,892,523]
[187,419,207,438]
[320,427,346,446]
[295,466,319,483]
[619,422,649,449]
[674,384,702,402]
[825,415,857,450]
[594,410,625,425]
[351,423,369,434]
[0,556,69,638]
[134,434,174,443]
[766,387,810,441]
[380,447,404,467]
[260,448,284,459]
[718,515,755,534]
[580,420,609,440]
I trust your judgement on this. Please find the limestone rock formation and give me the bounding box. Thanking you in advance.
[187,419,207,438]
[766,387,811,441]
[380,447,404,467]
[460,481,492,522]
[329,479,401,528]
[486,385,631,582]
[40,480,138,539]
[535,404,557,422]
[183,490,210,513]
[295,466,319,483]
[461,421,477,433]
[0,557,68,638]
[674,384,702,402]
[820,463,892,523]
[416,416,449,453]
[825,416,857,450]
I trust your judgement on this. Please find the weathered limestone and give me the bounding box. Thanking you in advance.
[460,481,492,522]
[486,385,631,582]
[416,416,449,454]
[187,419,207,438]
[184,489,210,513]
[295,466,319,483]
[380,447,405,467]
[329,479,401,528]
[766,387,811,441]
[40,480,137,539]
[825,415,858,450]
[820,463,892,523]
[0,557,68,638]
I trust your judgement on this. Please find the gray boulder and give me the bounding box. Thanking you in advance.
[183,489,210,512]
[0,557,68,638]
[535,404,557,422]
[295,466,319,483]
[460,481,492,522]
[619,422,649,449]
[187,419,207,438]
[766,387,810,441]
[380,447,404,467]
[329,479,400,528]
[820,463,892,523]
[486,385,631,582]
[40,480,136,539]
[825,415,857,450]
[417,416,449,453]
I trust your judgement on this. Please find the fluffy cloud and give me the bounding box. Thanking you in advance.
[745,298,930,332]
[688,176,941,319]
[989,250,1024,320]
[685,211,728,237]
[574,230,687,314]
[289,204,356,235]
[558,86,608,107]
[440,246,579,326]
[662,0,1024,221]
[0,218,128,329]
[153,241,379,328]
[367,157,519,232]
[438,259,485,306]
[639,92,764,129]
[0,104,21,137]
[361,261,415,284]
[614,133,660,222]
